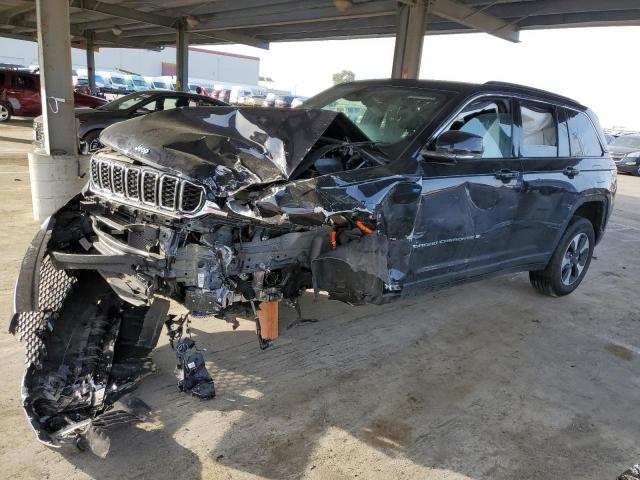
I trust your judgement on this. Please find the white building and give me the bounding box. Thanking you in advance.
[0,38,259,86]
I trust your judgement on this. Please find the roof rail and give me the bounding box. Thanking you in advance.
[484,80,581,106]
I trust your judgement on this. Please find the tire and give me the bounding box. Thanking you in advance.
[529,217,595,297]
[81,129,103,154]
[636,165,640,177]
[0,102,12,122]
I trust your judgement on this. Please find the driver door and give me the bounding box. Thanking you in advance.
[409,96,524,286]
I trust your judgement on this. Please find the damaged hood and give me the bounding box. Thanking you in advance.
[99,106,369,196]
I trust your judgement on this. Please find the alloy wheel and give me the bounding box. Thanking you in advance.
[561,232,590,286]
[0,105,9,121]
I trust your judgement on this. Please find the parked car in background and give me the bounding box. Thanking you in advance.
[274,95,295,108]
[609,134,640,175]
[262,92,277,107]
[0,68,106,122]
[33,90,227,153]
[125,74,151,92]
[290,96,308,108]
[245,94,266,106]
[100,71,129,94]
[150,77,170,90]
[217,89,231,103]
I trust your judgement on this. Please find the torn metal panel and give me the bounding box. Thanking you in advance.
[99,107,370,196]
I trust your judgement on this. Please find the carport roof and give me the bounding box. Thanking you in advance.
[0,0,640,51]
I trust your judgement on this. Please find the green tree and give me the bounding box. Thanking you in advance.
[332,70,356,85]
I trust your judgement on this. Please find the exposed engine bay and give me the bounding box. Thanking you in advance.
[11,107,423,452]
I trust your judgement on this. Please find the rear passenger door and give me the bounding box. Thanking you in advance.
[516,101,604,259]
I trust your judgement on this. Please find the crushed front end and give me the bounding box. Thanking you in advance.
[10,106,423,450]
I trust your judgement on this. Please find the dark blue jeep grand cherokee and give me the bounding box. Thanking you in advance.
[11,79,616,450]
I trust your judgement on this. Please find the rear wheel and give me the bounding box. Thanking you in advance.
[529,217,595,296]
[0,102,12,122]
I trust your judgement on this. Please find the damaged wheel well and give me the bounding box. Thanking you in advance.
[574,200,606,242]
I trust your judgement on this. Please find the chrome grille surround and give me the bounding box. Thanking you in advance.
[89,155,205,216]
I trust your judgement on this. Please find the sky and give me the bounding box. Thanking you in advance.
[205,26,640,130]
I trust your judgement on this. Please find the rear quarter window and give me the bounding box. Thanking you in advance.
[565,109,603,157]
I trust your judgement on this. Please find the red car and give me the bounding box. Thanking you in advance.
[0,69,106,122]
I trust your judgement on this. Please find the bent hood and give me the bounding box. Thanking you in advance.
[99,106,369,196]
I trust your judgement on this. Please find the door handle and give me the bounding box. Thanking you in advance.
[494,169,518,181]
[563,166,580,178]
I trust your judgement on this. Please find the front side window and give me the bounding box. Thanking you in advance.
[12,74,36,90]
[443,98,513,158]
[520,102,558,158]
[304,85,452,150]
[565,109,603,157]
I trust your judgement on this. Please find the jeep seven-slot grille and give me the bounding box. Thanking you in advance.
[90,156,205,214]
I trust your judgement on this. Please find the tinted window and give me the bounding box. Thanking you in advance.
[565,109,603,157]
[520,102,557,157]
[12,74,36,90]
[0,72,4,86]
[445,98,513,158]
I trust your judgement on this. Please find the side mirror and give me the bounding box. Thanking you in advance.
[422,130,484,161]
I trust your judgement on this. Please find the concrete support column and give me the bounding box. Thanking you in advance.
[86,31,96,95]
[30,0,85,221]
[35,0,76,154]
[176,20,189,92]
[391,0,428,79]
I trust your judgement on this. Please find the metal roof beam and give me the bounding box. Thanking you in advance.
[189,0,397,31]
[428,0,520,42]
[70,0,177,28]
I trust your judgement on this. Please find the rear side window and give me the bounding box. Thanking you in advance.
[565,109,603,157]
[519,102,557,157]
[12,74,36,90]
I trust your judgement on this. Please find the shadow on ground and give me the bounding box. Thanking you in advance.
[57,270,639,480]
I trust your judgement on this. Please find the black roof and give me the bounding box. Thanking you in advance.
[333,78,586,110]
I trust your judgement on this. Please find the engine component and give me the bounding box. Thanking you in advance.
[175,338,215,399]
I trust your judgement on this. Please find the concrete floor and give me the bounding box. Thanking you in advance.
[0,119,638,479]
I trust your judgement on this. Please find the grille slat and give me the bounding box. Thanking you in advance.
[126,168,140,200]
[142,171,158,204]
[112,165,125,195]
[181,182,204,213]
[99,162,111,190]
[90,157,204,215]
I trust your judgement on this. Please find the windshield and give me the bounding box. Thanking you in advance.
[98,92,153,111]
[611,135,640,149]
[153,81,168,89]
[111,77,125,85]
[94,75,104,84]
[303,84,452,148]
[133,78,146,86]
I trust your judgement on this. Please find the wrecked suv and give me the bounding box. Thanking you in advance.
[11,79,615,450]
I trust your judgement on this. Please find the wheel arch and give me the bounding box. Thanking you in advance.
[556,195,610,251]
